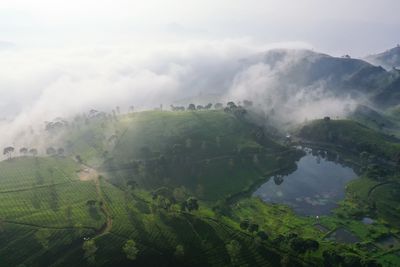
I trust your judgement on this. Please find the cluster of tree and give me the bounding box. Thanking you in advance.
[180,197,199,212]
[364,163,389,181]
[170,105,185,111]
[239,219,260,233]
[152,187,176,210]
[123,239,139,261]
[169,100,253,113]
[212,200,231,216]
[45,118,68,132]
[83,239,98,264]
[3,146,39,159]
[187,103,213,111]
[272,233,319,254]
[151,187,199,212]
[46,146,65,156]
[223,101,247,118]
[225,240,241,266]
[239,219,269,241]
[323,249,381,267]
[87,109,107,119]
[289,236,319,254]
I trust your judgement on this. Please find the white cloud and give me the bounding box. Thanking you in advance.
[225,49,358,126]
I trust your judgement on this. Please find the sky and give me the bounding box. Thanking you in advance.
[1,0,399,56]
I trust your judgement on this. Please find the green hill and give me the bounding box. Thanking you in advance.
[296,119,400,163]
[63,110,302,201]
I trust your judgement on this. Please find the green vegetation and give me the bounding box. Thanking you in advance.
[0,110,399,266]
[297,119,400,163]
[64,110,302,201]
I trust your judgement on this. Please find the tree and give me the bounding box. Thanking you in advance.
[322,249,343,267]
[35,229,51,249]
[248,222,259,233]
[46,147,56,156]
[3,146,14,159]
[290,237,319,254]
[186,197,199,211]
[173,187,189,202]
[57,148,65,156]
[174,244,184,260]
[19,147,28,155]
[226,240,241,266]
[240,219,250,230]
[76,155,83,163]
[227,101,237,109]
[29,148,38,157]
[123,239,139,260]
[187,103,196,111]
[181,197,199,212]
[204,103,213,110]
[83,239,97,264]
[257,230,269,240]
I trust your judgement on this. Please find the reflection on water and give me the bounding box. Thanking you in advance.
[253,150,357,216]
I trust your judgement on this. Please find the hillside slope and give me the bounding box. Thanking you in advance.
[63,110,302,201]
[296,119,400,163]
[365,46,400,70]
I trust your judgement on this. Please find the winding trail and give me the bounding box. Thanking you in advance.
[77,163,113,238]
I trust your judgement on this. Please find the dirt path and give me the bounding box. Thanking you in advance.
[93,173,113,236]
[77,163,113,238]
[77,166,99,181]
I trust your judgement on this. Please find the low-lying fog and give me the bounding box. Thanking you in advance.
[0,40,364,152]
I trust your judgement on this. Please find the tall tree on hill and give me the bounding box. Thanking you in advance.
[83,240,97,264]
[29,148,38,157]
[3,146,14,160]
[57,148,65,156]
[19,147,28,155]
[226,240,241,266]
[123,240,139,260]
[227,101,237,109]
[188,104,196,111]
[46,147,56,156]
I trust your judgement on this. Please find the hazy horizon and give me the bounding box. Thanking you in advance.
[1,0,399,57]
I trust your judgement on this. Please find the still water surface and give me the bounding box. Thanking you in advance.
[254,151,357,216]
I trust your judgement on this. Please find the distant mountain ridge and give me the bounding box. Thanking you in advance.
[365,45,400,70]
[230,48,399,110]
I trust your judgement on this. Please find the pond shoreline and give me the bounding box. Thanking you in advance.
[253,147,358,216]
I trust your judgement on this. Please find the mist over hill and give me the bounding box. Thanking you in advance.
[1,42,400,152]
[365,45,400,70]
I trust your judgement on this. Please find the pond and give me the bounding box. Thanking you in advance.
[253,149,357,216]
